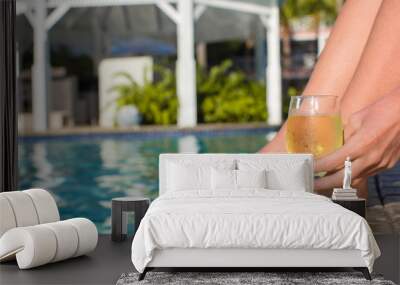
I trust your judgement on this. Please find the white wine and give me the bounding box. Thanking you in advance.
[286,114,343,158]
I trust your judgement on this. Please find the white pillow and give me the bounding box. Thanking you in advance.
[267,166,307,191]
[211,168,236,190]
[167,162,211,191]
[211,169,267,191]
[236,169,267,189]
[166,159,236,192]
[237,159,309,192]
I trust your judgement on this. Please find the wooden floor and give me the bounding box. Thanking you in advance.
[1,234,399,285]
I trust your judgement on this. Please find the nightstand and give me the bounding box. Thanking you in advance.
[111,197,150,242]
[332,198,366,218]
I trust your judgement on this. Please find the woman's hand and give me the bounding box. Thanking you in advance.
[314,90,400,192]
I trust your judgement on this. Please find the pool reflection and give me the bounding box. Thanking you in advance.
[18,132,268,233]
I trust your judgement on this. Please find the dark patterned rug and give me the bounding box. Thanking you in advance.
[116,272,396,285]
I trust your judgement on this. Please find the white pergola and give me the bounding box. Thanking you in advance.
[17,0,282,131]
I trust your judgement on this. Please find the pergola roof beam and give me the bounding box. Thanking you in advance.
[194,4,207,21]
[46,4,71,30]
[19,0,271,15]
[259,15,270,29]
[195,0,272,16]
[46,0,176,9]
[156,0,180,24]
[24,10,35,27]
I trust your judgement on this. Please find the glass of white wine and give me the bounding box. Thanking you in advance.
[286,95,343,159]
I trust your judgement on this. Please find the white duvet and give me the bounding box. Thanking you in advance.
[131,190,380,273]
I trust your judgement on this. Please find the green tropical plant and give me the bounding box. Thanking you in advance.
[111,60,267,125]
[197,60,267,123]
[110,66,178,125]
[281,0,338,25]
[283,86,299,118]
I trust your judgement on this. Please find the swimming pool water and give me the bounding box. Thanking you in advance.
[18,130,271,233]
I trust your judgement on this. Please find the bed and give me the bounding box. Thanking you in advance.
[131,154,380,280]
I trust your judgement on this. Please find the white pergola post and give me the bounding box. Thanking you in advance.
[177,0,197,127]
[261,2,282,126]
[32,0,49,131]
[266,4,282,125]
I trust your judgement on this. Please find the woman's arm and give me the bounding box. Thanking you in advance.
[260,0,382,153]
[340,0,400,124]
[302,0,382,97]
[314,0,400,197]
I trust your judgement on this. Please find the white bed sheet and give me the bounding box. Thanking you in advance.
[131,190,380,273]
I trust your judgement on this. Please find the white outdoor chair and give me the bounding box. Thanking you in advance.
[0,189,98,269]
